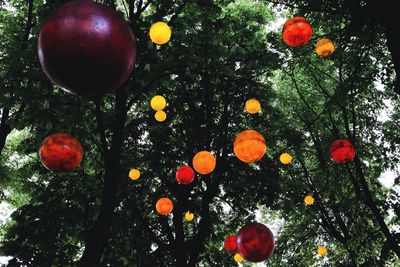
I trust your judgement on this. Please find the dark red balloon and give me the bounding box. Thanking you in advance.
[38,0,136,98]
[39,133,83,172]
[282,17,312,47]
[176,166,195,185]
[236,222,274,262]
[224,235,237,254]
[329,139,356,163]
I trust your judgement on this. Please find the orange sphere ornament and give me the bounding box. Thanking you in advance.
[233,130,266,163]
[245,98,261,114]
[234,253,244,263]
[316,38,335,57]
[129,168,140,180]
[282,17,312,47]
[156,197,173,216]
[279,153,293,165]
[39,133,83,172]
[185,211,194,221]
[304,195,315,206]
[317,246,328,256]
[192,151,216,175]
[154,110,167,122]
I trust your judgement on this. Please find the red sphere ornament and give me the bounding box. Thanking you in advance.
[39,133,83,172]
[236,222,275,262]
[176,166,195,185]
[329,139,356,163]
[224,235,237,254]
[282,17,312,47]
[38,0,136,98]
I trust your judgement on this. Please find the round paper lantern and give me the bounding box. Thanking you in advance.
[129,168,140,180]
[236,222,274,262]
[279,153,293,165]
[304,195,315,206]
[185,211,194,222]
[316,38,335,57]
[156,197,173,216]
[234,253,244,263]
[329,139,355,164]
[155,111,167,122]
[150,95,166,111]
[245,98,261,114]
[39,133,83,172]
[224,235,237,254]
[192,151,216,175]
[317,246,328,256]
[176,166,195,185]
[282,17,312,47]
[233,130,266,163]
[149,22,171,45]
[38,0,136,98]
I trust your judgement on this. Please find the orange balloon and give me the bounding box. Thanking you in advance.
[156,197,173,216]
[192,151,216,175]
[233,130,266,163]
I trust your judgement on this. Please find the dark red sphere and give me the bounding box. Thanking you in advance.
[236,222,274,262]
[282,17,312,47]
[176,166,195,185]
[38,0,136,98]
[39,133,83,172]
[329,139,356,164]
[224,235,237,254]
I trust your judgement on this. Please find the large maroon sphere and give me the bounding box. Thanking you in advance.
[329,139,356,163]
[39,133,83,172]
[224,235,237,254]
[176,166,195,185]
[236,222,275,262]
[38,0,136,98]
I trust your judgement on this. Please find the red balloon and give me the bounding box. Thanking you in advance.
[176,166,195,185]
[329,139,356,163]
[236,222,274,262]
[224,235,237,254]
[282,17,312,47]
[38,0,136,98]
[39,133,83,172]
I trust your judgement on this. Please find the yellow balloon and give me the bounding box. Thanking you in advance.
[155,111,167,122]
[149,22,171,45]
[150,95,166,111]
[234,253,244,263]
[129,169,140,180]
[315,38,335,57]
[317,246,328,256]
[304,195,315,206]
[185,211,194,221]
[245,98,261,114]
[279,152,293,164]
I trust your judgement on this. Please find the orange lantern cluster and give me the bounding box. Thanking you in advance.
[156,197,173,216]
[192,151,216,175]
[233,130,266,163]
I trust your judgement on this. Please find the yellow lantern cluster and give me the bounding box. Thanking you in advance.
[129,168,140,180]
[315,38,335,58]
[317,246,328,256]
[185,211,194,221]
[245,98,261,114]
[279,152,293,164]
[150,95,167,122]
[234,253,244,263]
[304,195,315,205]
[149,22,171,45]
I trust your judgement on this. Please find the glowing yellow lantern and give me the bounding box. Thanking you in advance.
[245,98,261,114]
[129,168,140,180]
[155,111,167,122]
[149,22,171,45]
[317,246,328,256]
[279,153,293,165]
[234,253,244,263]
[304,195,315,205]
[233,130,266,163]
[315,38,335,57]
[185,211,194,221]
[156,197,173,215]
[192,151,216,175]
[150,95,166,111]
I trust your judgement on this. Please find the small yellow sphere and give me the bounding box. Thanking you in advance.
[129,169,140,180]
[315,38,335,57]
[149,22,172,45]
[304,195,315,205]
[279,152,293,165]
[317,246,328,256]
[234,253,244,263]
[245,98,261,114]
[185,211,194,221]
[155,111,167,122]
[150,95,166,111]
